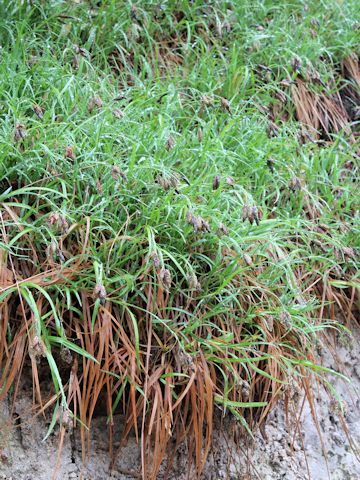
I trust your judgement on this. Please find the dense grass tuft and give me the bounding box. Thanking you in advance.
[0,1,359,478]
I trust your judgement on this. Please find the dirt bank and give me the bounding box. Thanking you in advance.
[1,327,359,480]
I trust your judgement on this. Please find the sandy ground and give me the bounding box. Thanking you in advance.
[0,327,359,480]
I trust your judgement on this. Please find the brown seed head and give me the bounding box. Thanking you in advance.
[48,212,60,226]
[14,123,26,142]
[187,272,201,291]
[113,108,124,119]
[112,165,121,180]
[60,407,73,430]
[74,45,88,57]
[201,95,213,106]
[94,284,107,305]
[291,56,302,73]
[186,212,210,233]
[96,179,103,193]
[60,347,73,365]
[200,217,211,232]
[65,145,76,160]
[212,175,221,190]
[243,254,253,267]
[220,96,231,113]
[267,157,275,172]
[72,55,80,70]
[288,176,301,192]
[29,335,46,361]
[279,311,292,329]
[88,95,103,113]
[130,5,138,20]
[217,222,229,235]
[280,78,295,88]
[165,136,175,151]
[342,247,356,260]
[226,176,235,186]
[150,251,160,268]
[238,378,250,399]
[175,346,195,374]
[310,18,320,27]
[242,205,262,225]
[156,173,178,190]
[59,216,69,234]
[32,104,44,119]
[274,91,287,103]
[47,213,68,233]
[267,121,279,137]
[159,268,172,291]
[156,174,172,190]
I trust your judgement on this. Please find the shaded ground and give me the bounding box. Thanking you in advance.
[1,326,359,480]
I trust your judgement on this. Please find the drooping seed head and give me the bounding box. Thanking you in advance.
[94,284,107,305]
[165,136,175,151]
[220,96,231,113]
[32,104,44,119]
[187,272,202,291]
[29,335,46,361]
[112,165,121,180]
[288,176,301,192]
[159,268,172,291]
[266,157,275,172]
[96,179,103,193]
[217,222,229,235]
[279,311,292,329]
[74,45,88,57]
[274,91,287,103]
[226,176,235,186]
[88,95,103,113]
[60,347,73,365]
[150,251,160,268]
[291,56,302,73]
[201,95,213,106]
[113,108,124,119]
[14,122,26,142]
[243,254,253,266]
[212,175,221,190]
[65,145,76,160]
[267,121,279,137]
